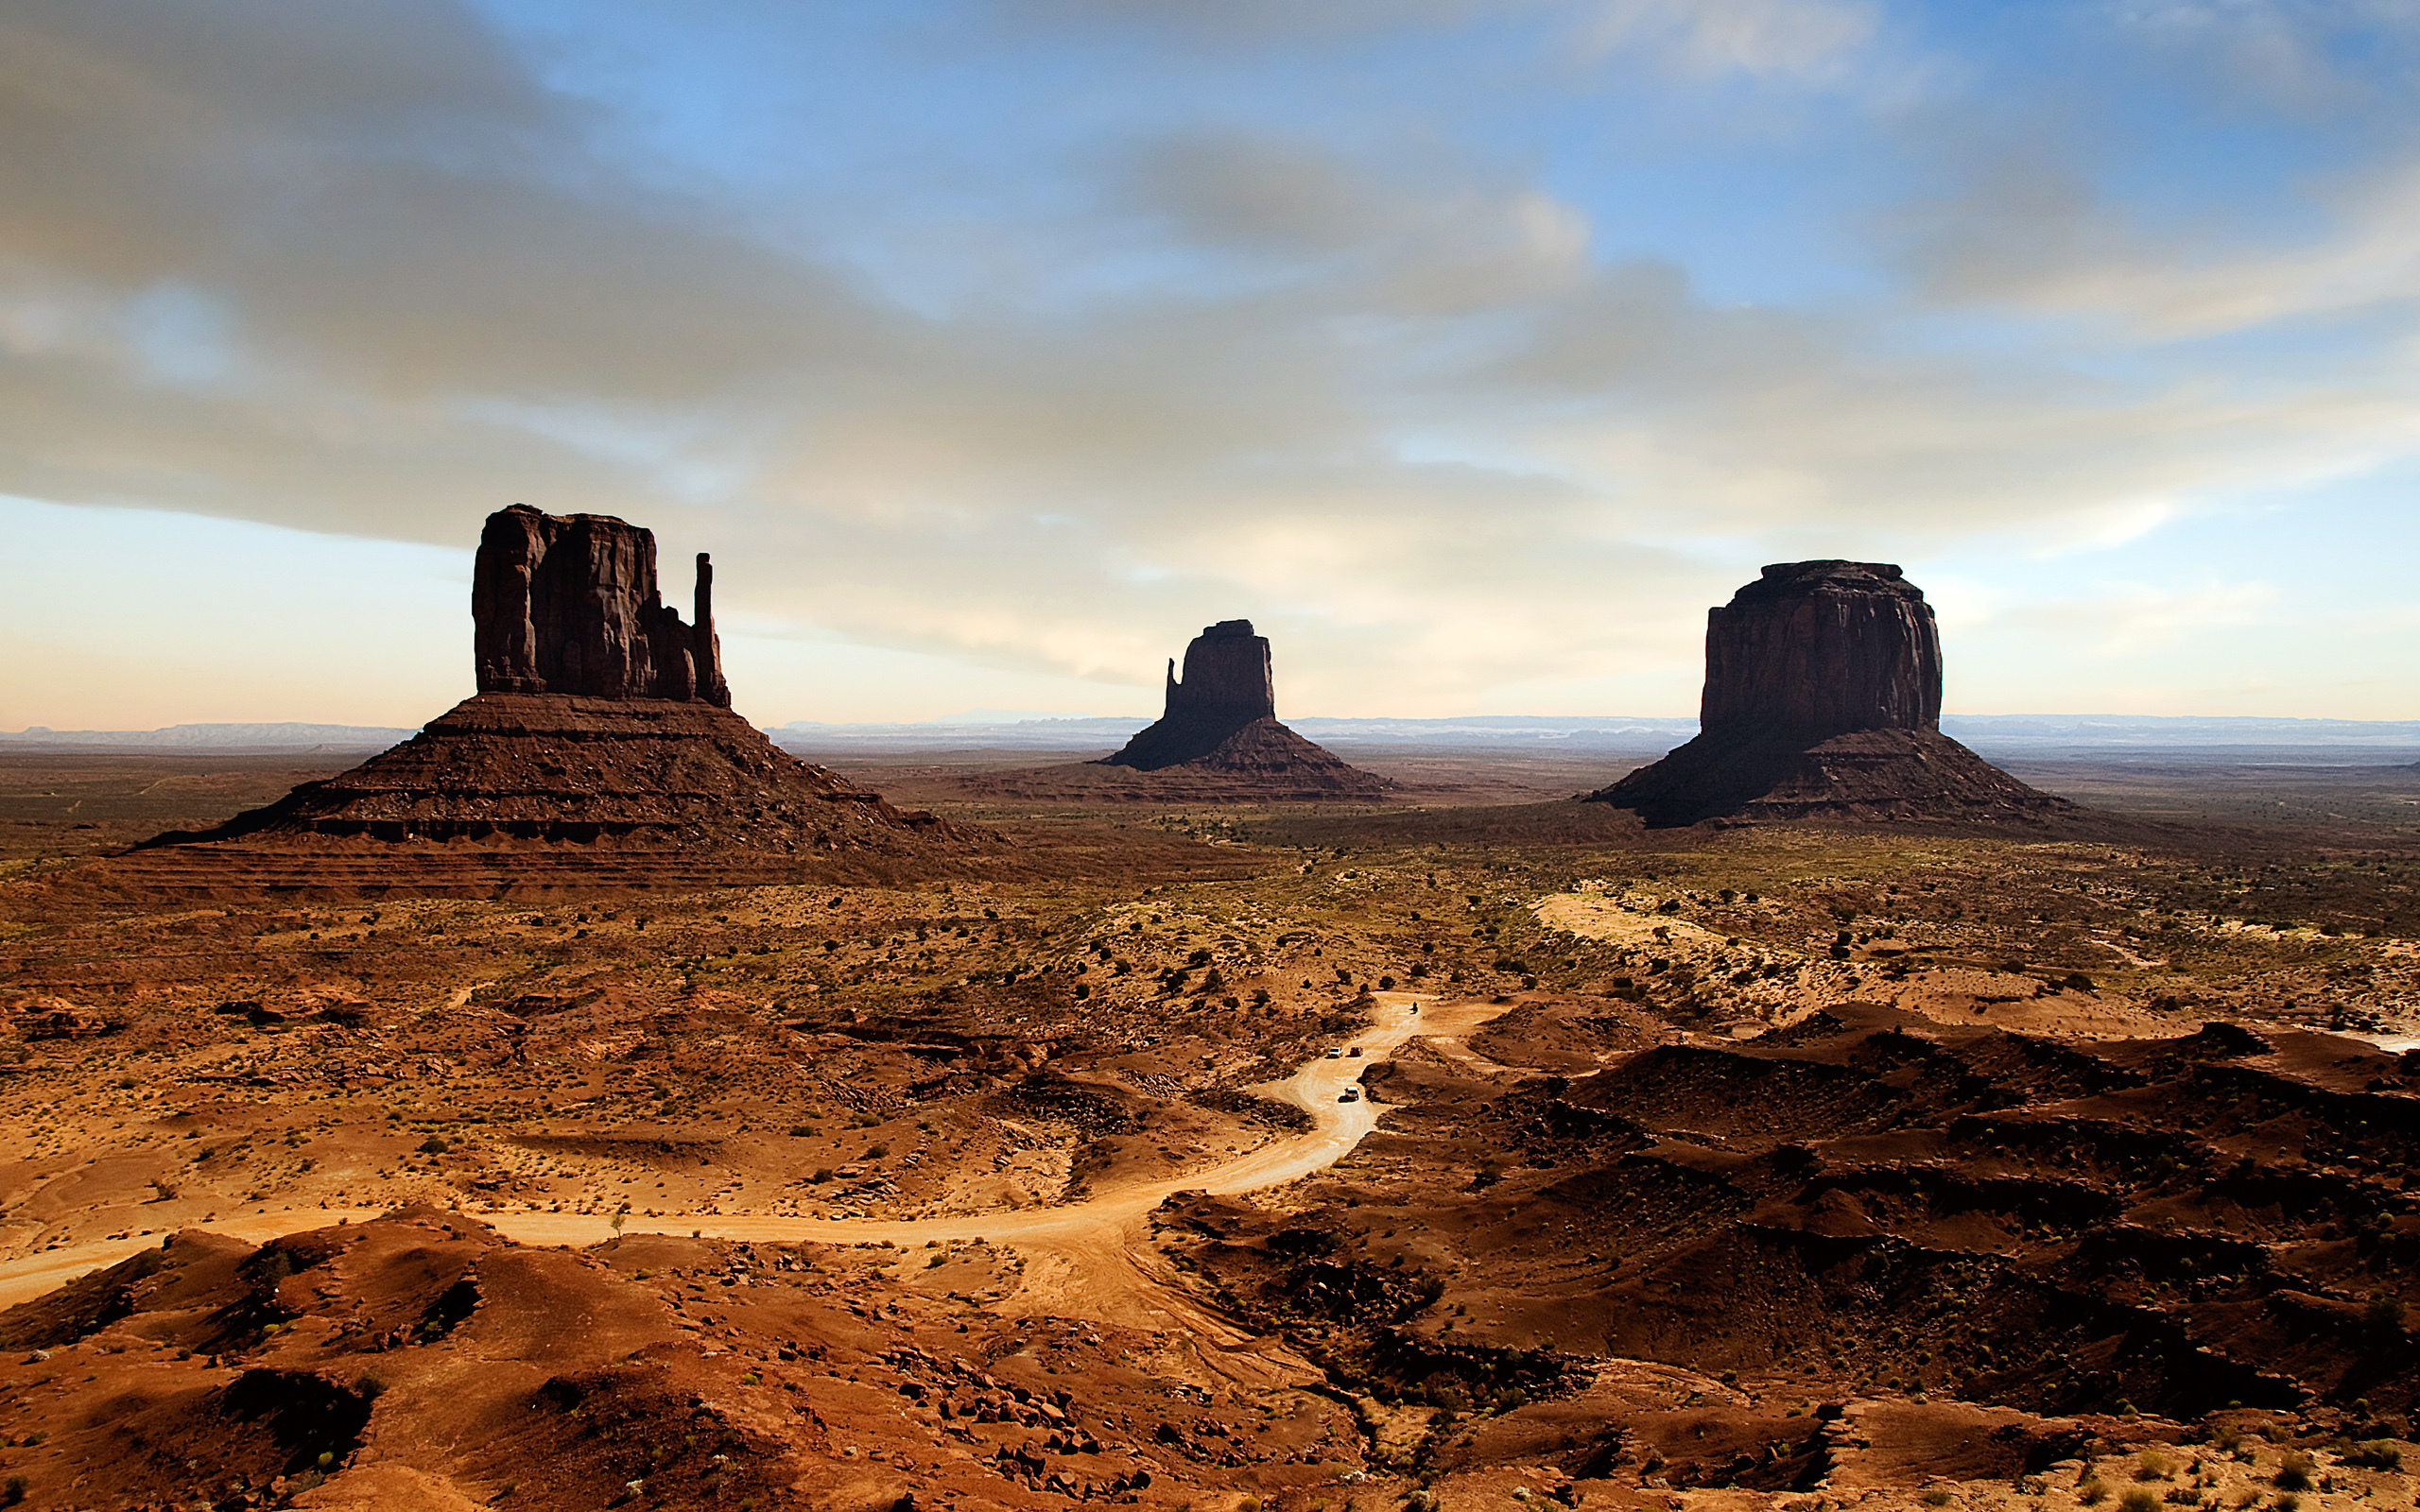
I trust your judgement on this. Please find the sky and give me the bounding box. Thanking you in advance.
[5,0,2420,730]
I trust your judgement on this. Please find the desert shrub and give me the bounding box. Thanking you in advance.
[2079,1479,2109,1505]
[865,1143,889,1159]
[2363,1294,2406,1336]
[2345,1441,2402,1471]
[4,1476,25,1507]
[2116,1491,2160,1512]
[810,1168,836,1184]
[2137,1452,2175,1481]
[1922,1490,1956,1506]
[2274,1498,2299,1512]
[2273,1452,2315,1493]
[417,1137,450,1155]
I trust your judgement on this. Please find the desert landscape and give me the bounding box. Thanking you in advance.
[7,532,2420,1512]
[9,9,2420,1509]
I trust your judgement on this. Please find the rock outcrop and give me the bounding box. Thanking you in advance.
[1101,619,1276,769]
[473,504,728,705]
[1587,560,2067,827]
[1700,560,1940,743]
[117,506,980,895]
[1096,620,1392,799]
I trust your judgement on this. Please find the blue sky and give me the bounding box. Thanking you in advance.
[4,0,2418,727]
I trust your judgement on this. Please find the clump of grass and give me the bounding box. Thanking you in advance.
[2272,1452,2315,1493]
[2136,1452,2174,1482]
[2080,1478,2110,1505]
[2118,1487,2161,1512]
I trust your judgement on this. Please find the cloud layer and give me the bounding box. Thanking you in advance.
[5,0,2418,724]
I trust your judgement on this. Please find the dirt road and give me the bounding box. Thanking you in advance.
[0,995,1507,1345]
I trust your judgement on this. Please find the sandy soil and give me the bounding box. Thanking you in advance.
[9,751,2420,1511]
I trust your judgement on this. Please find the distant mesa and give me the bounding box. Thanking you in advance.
[117,505,978,895]
[1586,560,2070,827]
[1093,619,1393,799]
[1102,619,1274,769]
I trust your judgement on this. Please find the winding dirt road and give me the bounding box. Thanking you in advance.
[0,995,1508,1347]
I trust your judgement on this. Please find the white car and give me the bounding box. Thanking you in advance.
[1324,1047,1344,1058]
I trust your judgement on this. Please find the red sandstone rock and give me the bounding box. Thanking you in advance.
[473,505,728,706]
[1098,620,1392,798]
[1701,560,1939,742]
[1101,619,1276,769]
[1589,560,2068,827]
[120,507,979,890]
[143,695,955,852]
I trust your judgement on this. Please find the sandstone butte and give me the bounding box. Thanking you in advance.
[1094,619,1393,800]
[1587,559,2070,827]
[110,506,982,897]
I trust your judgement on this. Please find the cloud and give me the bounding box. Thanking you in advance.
[1581,0,1879,81]
[1899,147,2420,338]
[3,0,2419,721]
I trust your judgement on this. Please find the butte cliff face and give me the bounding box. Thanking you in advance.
[123,506,974,895]
[1095,620,1392,799]
[1701,561,1941,743]
[473,504,729,705]
[1587,560,2066,827]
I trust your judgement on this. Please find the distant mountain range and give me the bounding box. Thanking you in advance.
[0,722,420,750]
[8,713,2418,759]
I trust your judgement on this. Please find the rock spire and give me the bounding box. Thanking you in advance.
[1106,620,1278,769]
[1093,619,1392,799]
[123,505,975,893]
[1586,560,2066,827]
[472,505,728,705]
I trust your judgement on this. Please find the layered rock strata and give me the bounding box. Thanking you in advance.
[1097,619,1392,799]
[1588,560,2066,826]
[120,507,971,893]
